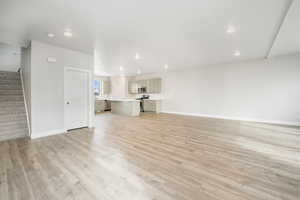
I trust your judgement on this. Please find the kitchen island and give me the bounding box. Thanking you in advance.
[109,99,140,116]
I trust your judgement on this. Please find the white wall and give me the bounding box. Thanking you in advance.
[136,54,300,126]
[109,76,134,98]
[0,43,20,72]
[30,41,94,138]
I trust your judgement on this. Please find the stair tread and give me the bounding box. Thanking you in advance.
[0,87,23,90]
[0,81,21,83]
[0,79,21,82]
[0,97,24,101]
[0,93,23,95]
[0,112,26,116]
[0,105,25,109]
[0,84,21,86]
[0,117,27,123]
[0,125,28,130]
[0,72,21,75]
[0,89,22,91]
[0,116,27,120]
[0,128,27,133]
[0,127,28,132]
[0,94,23,96]
[0,120,27,125]
[0,77,21,80]
[0,113,26,115]
[0,91,23,94]
[0,106,25,109]
[0,109,25,112]
[0,112,26,115]
[0,83,22,86]
[0,132,27,142]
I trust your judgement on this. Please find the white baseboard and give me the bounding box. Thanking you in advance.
[31,129,67,139]
[162,111,300,127]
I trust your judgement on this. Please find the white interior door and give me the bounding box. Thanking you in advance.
[65,68,89,130]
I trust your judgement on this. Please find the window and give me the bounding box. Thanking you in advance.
[94,79,102,96]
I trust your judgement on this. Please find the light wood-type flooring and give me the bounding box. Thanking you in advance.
[1,112,300,200]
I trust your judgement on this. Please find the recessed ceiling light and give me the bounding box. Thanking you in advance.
[48,33,55,38]
[137,69,141,74]
[135,53,140,60]
[164,64,169,70]
[64,30,73,37]
[119,66,124,71]
[226,25,236,34]
[234,50,241,56]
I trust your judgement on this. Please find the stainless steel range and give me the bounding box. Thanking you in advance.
[136,95,150,112]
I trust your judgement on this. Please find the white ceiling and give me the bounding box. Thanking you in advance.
[0,0,299,75]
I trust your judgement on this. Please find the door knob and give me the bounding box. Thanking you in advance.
[66,102,70,105]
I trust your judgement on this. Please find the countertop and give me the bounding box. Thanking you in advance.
[96,97,163,102]
[143,99,163,101]
[96,98,139,102]
[108,98,139,102]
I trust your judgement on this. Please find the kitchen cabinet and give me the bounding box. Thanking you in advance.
[147,79,153,93]
[129,81,138,94]
[153,78,161,93]
[143,100,161,113]
[103,80,111,95]
[128,78,162,94]
[95,100,106,113]
[95,100,111,113]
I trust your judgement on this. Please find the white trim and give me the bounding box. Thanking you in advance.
[19,69,31,137]
[265,0,294,58]
[31,129,67,139]
[64,67,93,131]
[162,111,300,127]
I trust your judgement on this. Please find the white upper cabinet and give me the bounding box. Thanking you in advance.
[128,78,162,94]
[129,81,138,94]
[103,80,111,95]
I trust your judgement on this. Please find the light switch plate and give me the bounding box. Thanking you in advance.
[47,57,57,63]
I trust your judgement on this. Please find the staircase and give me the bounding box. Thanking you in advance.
[0,71,28,141]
